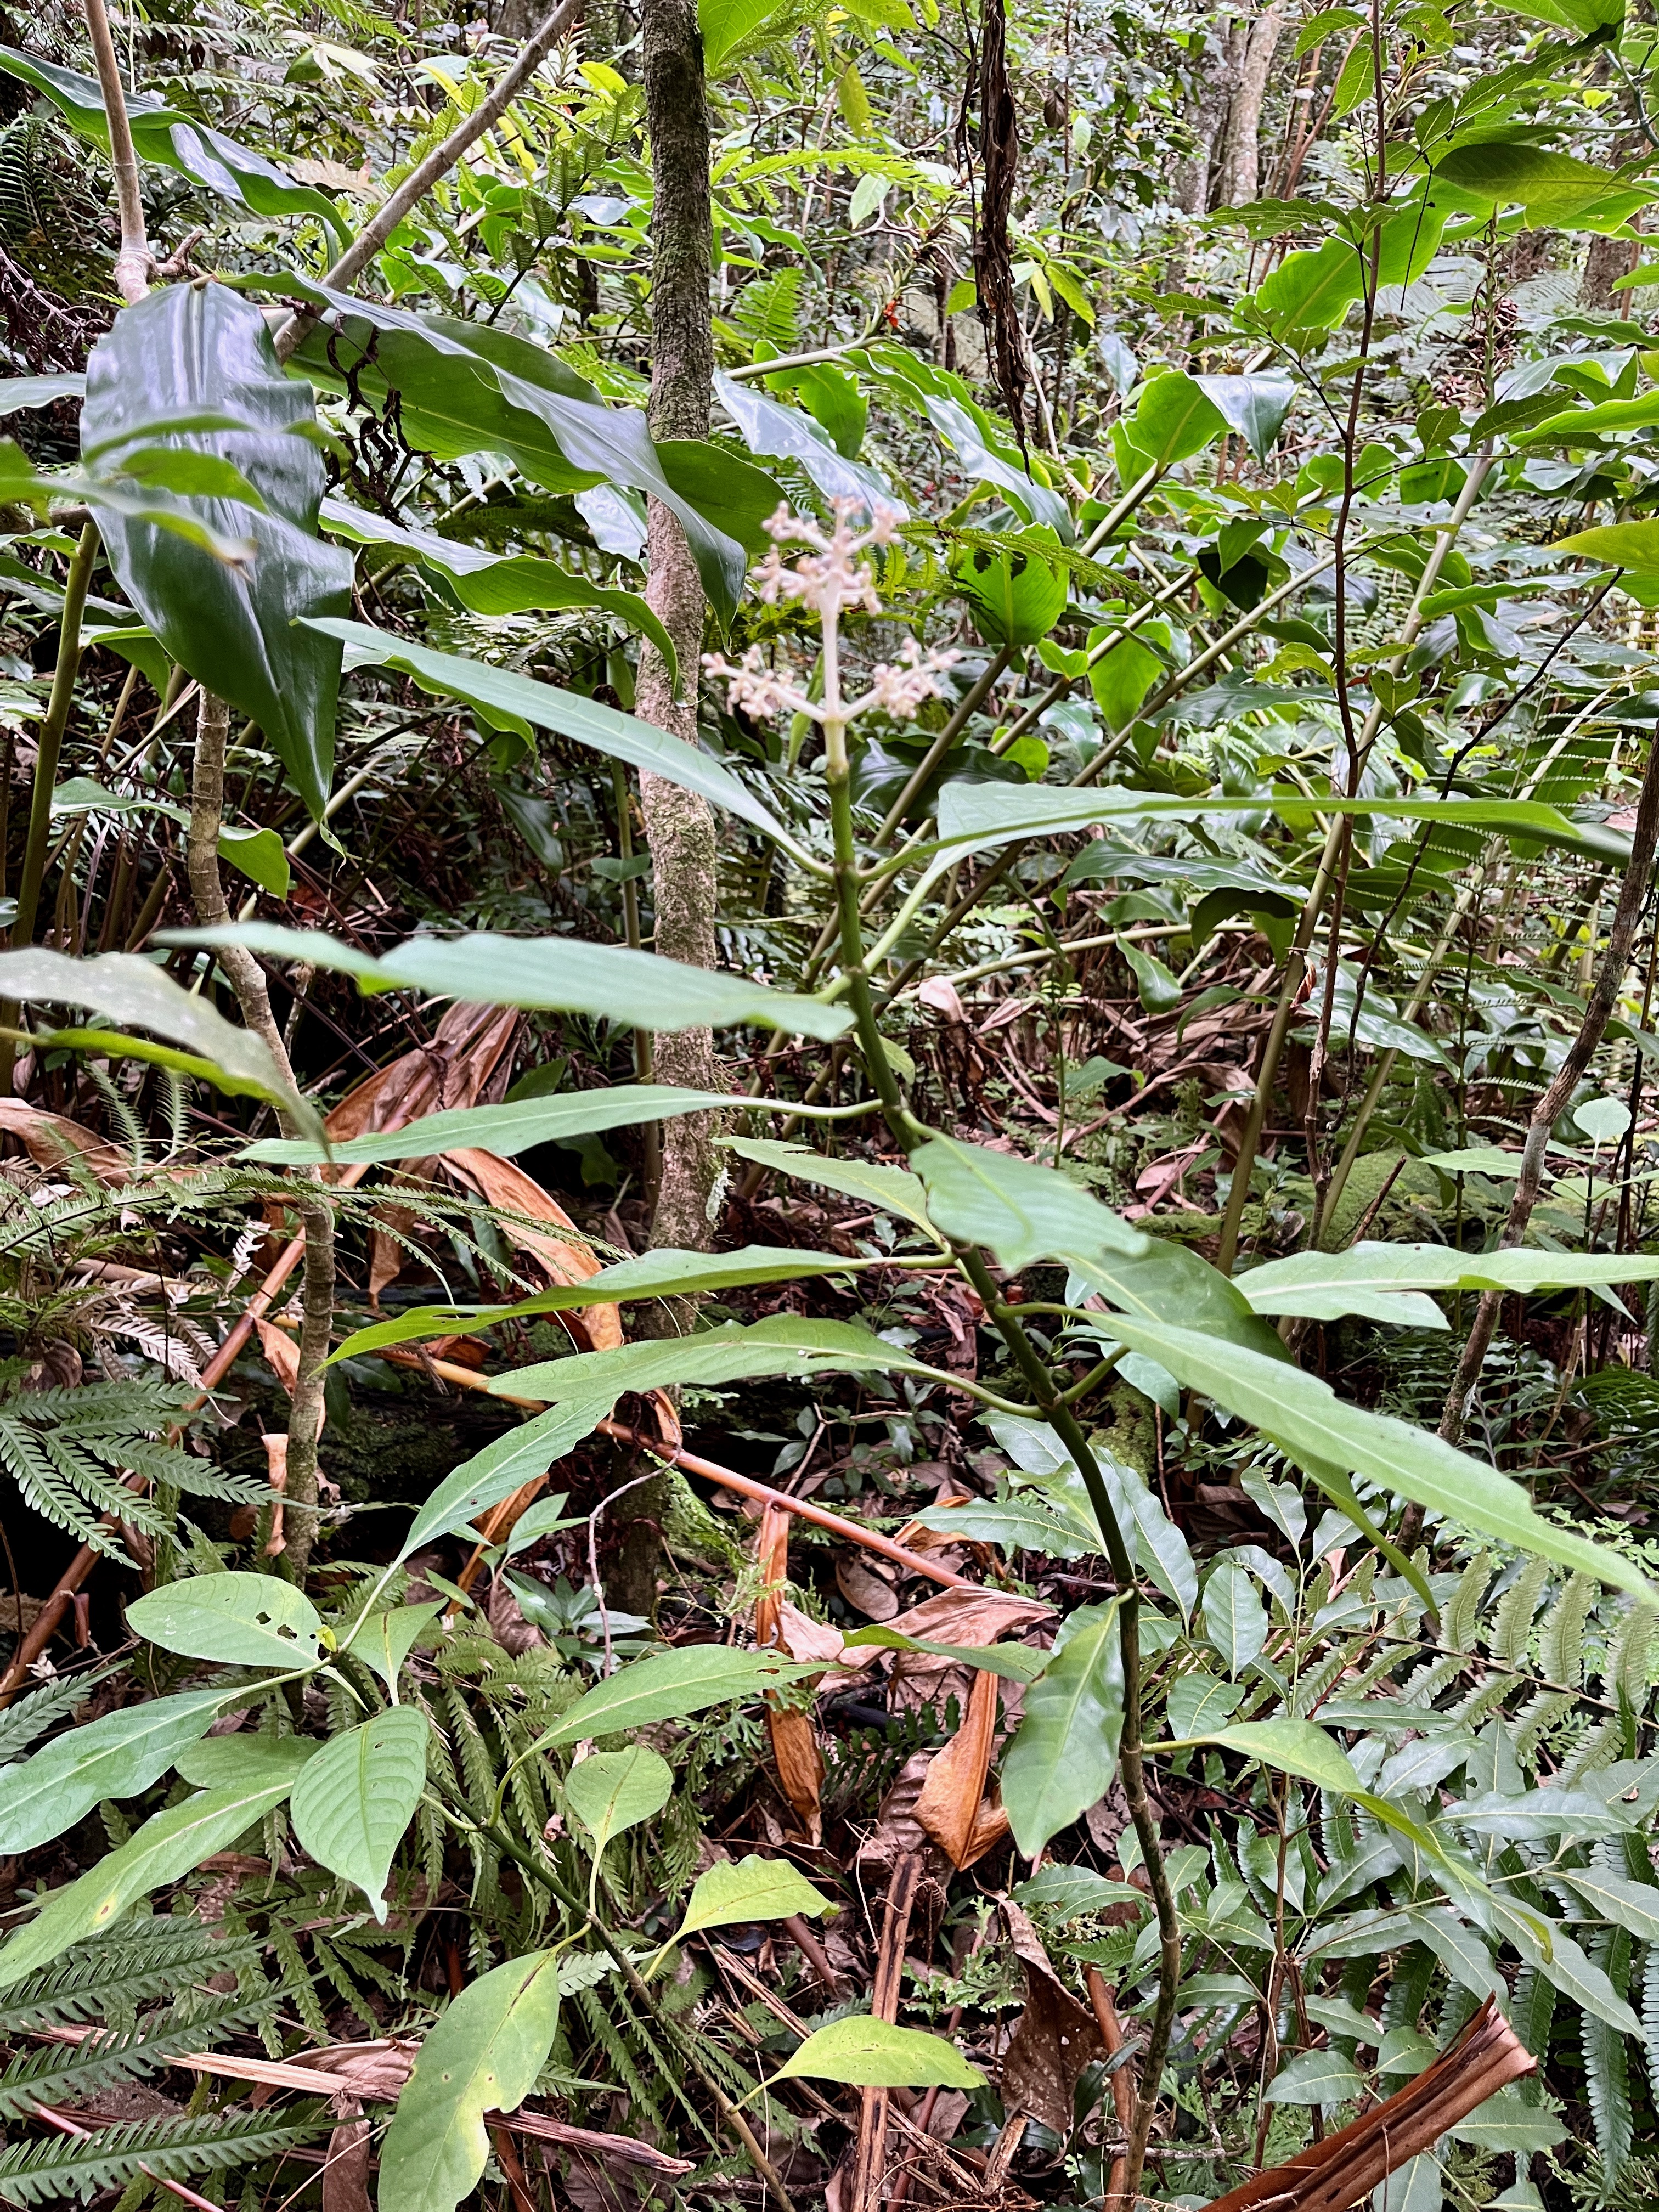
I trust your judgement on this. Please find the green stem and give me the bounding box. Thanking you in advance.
[0,521,99,1095]
[824,765,1179,2204]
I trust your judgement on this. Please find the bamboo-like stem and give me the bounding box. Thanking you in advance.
[0,521,100,1095]
[82,0,149,304]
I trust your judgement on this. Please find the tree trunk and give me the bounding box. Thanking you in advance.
[1217,4,1285,207]
[613,0,720,1616]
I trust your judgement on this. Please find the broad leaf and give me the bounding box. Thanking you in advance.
[544,1646,812,1747]
[1121,371,1228,469]
[1559,1867,1659,1942]
[1239,1241,1659,1310]
[841,1626,1052,1680]
[80,285,352,820]
[1193,375,1296,462]
[290,291,749,625]
[354,1604,446,1696]
[167,925,854,1042]
[0,1688,224,1856]
[0,949,316,1137]
[1556,518,1659,569]
[563,1745,673,1863]
[318,504,679,673]
[1099,1454,1199,1620]
[379,1952,562,2212]
[49,778,290,897]
[673,1853,832,1941]
[331,1246,860,1361]
[1001,1610,1124,1857]
[290,1706,431,1921]
[309,619,794,846]
[126,1571,323,1669]
[912,1132,1147,1269]
[0,49,350,240]
[0,1781,300,1989]
[1201,1560,1268,1674]
[774,2016,986,2090]
[1096,1317,1658,1603]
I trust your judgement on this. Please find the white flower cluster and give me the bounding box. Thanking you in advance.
[702,499,958,731]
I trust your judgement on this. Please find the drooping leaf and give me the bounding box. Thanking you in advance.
[773,2016,986,2090]
[379,1952,562,2212]
[543,1646,813,1747]
[720,1136,940,1233]
[0,1688,224,1857]
[0,949,317,1137]
[1098,1317,1657,1602]
[308,618,794,845]
[1121,371,1229,469]
[1239,1241,1659,1311]
[289,291,749,625]
[165,924,854,1042]
[673,1853,832,1942]
[0,1781,300,1989]
[1201,1560,1269,1675]
[911,1132,1147,1269]
[79,285,352,820]
[933,775,1634,867]
[289,1706,430,1921]
[562,1745,674,1864]
[318,502,679,673]
[49,777,289,897]
[1001,1610,1124,1857]
[126,1571,324,1669]
[0,49,351,239]
[356,1604,447,1695]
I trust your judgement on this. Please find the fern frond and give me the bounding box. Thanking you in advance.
[0,1924,266,2035]
[0,1994,255,2120]
[0,2109,320,2204]
[0,1666,111,1765]
[1539,1571,1595,1689]
[1584,1928,1635,2195]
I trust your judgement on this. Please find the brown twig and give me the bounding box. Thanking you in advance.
[850,1852,924,2212]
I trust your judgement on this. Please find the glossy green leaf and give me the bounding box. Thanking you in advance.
[1435,139,1654,221]
[379,1952,562,2212]
[245,1082,736,1167]
[1098,1316,1657,1602]
[1099,1454,1199,1620]
[774,2016,986,2090]
[290,1706,431,1920]
[840,1626,1052,1680]
[392,1402,609,1567]
[563,1745,673,1865]
[80,285,352,820]
[1183,1718,1363,1795]
[497,1314,920,1404]
[174,1736,320,1791]
[544,1646,812,1747]
[1122,371,1228,469]
[673,1853,832,1941]
[127,1571,323,1670]
[1069,1241,1291,1362]
[0,948,317,1136]
[1560,1867,1659,1942]
[318,501,678,673]
[290,291,747,625]
[950,529,1070,646]
[0,373,86,411]
[310,619,798,845]
[1001,1610,1124,1857]
[167,924,854,1042]
[1193,375,1296,463]
[0,1688,224,1857]
[330,1246,860,1362]
[1556,517,1659,570]
[0,49,350,240]
[0,1781,300,1990]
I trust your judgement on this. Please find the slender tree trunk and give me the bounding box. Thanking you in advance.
[189,693,333,1578]
[1218,3,1285,206]
[612,0,720,1615]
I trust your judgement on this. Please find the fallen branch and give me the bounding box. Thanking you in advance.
[1199,1996,1534,2212]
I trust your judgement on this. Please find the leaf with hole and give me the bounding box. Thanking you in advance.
[126,1571,323,1670]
